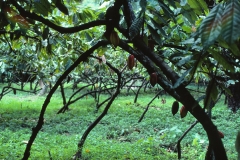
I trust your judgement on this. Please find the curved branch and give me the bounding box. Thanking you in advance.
[22,40,108,160]
[138,90,164,123]
[73,58,122,159]
[10,1,107,34]
[176,120,199,159]
[118,39,227,160]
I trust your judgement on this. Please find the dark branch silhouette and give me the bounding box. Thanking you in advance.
[22,40,108,160]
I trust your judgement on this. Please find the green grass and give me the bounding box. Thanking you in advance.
[0,83,239,159]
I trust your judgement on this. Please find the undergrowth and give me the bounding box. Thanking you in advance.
[0,83,238,160]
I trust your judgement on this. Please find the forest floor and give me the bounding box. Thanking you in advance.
[0,83,239,159]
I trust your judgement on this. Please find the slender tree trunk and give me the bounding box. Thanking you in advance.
[38,79,48,96]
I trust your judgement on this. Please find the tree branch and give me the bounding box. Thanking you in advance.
[9,1,107,34]
[22,40,108,160]
[118,39,227,160]
[73,56,122,159]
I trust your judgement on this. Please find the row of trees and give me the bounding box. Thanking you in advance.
[0,0,240,159]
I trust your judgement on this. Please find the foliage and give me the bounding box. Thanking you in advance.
[0,0,240,159]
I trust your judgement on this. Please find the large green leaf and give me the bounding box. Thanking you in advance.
[197,0,208,12]
[210,80,218,102]
[221,0,240,44]
[180,4,198,24]
[147,24,162,45]
[188,0,206,15]
[158,1,175,22]
[173,68,192,89]
[198,4,224,48]
[218,39,240,56]
[209,49,235,72]
[204,79,218,110]
[129,17,144,40]
[33,0,51,17]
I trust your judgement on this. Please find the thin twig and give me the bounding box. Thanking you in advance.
[138,90,164,122]
[176,120,199,159]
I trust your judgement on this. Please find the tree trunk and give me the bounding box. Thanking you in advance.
[226,82,240,113]
[38,79,49,96]
[119,39,228,159]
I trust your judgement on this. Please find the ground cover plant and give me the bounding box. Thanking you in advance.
[0,83,239,159]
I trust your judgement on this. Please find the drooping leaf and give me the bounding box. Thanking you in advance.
[188,0,204,15]
[197,0,209,12]
[221,0,240,44]
[173,68,192,89]
[147,24,162,45]
[149,8,169,25]
[209,49,235,72]
[4,7,30,29]
[210,80,218,102]
[34,0,51,17]
[198,4,224,49]
[204,79,213,110]
[228,42,240,57]
[158,1,175,22]
[219,83,232,96]
[180,4,198,24]
[129,17,144,40]
[204,79,218,110]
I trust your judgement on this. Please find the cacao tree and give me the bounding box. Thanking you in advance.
[0,0,240,159]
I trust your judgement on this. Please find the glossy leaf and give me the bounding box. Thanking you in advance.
[158,1,175,22]
[180,4,199,24]
[129,17,144,40]
[204,79,218,110]
[221,0,240,44]
[198,4,224,48]
[173,68,192,89]
[147,24,162,45]
[209,49,235,72]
